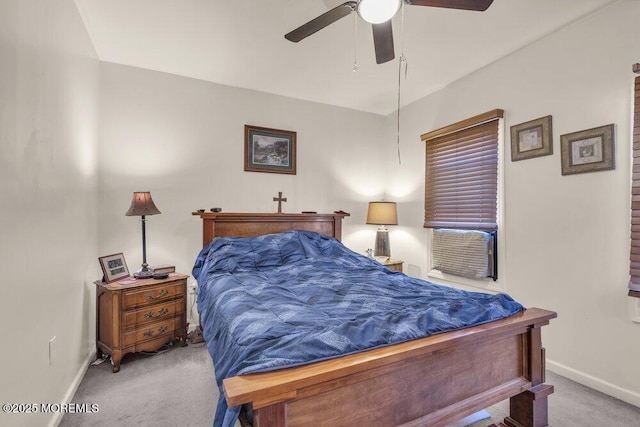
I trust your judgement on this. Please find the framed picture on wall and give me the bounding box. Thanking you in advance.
[98,253,130,283]
[510,115,553,161]
[244,125,297,174]
[560,123,615,175]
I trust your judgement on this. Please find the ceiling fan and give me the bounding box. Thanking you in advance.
[285,0,493,64]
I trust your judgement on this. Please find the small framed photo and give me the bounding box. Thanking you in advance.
[244,125,296,174]
[560,124,615,176]
[98,253,130,283]
[510,115,553,161]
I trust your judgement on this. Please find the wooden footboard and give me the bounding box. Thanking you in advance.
[224,308,556,427]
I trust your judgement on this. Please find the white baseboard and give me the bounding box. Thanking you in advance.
[547,359,640,408]
[48,350,96,427]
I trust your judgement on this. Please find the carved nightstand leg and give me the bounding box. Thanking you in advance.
[111,351,122,373]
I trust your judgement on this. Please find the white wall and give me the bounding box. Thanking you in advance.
[98,0,640,408]
[0,1,100,426]
[3,2,638,425]
[98,63,389,301]
[388,0,640,406]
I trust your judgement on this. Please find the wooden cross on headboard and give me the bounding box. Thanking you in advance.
[273,191,287,213]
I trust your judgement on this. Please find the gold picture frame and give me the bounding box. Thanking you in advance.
[510,115,553,161]
[560,124,615,176]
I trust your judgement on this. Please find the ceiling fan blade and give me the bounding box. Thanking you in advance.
[372,21,395,64]
[285,1,357,42]
[404,0,494,11]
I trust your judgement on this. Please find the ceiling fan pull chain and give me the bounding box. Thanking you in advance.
[395,3,408,165]
[396,55,404,165]
[402,54,408,78]
[353,12,359,72]
[400,3,408,79]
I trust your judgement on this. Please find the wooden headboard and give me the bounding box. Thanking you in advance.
[192,212,349,247]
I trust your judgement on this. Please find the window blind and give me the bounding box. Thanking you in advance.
[422,109,503,230]
[629,75,640,298]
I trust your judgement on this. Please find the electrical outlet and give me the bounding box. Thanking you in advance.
[49,336,57,365]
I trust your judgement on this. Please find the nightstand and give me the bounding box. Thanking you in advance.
[381,259,404,273]
[95,273,188,372]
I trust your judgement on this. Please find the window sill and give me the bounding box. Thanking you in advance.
[427,269,504,293]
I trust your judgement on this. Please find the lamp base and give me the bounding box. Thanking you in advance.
[374,227,391,259]
[134,266,154,279]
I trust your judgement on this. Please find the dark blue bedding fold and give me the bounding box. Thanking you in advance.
[192,230,524,427]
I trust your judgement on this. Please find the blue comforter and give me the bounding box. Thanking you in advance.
[192,230,524,427]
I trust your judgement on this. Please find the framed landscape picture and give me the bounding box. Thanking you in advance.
[560,124,615,175]
[244,125,297,174]
[510,115,553,161]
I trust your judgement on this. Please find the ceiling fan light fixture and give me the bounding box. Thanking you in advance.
[357,0,401,24]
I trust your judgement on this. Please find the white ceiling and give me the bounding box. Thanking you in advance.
[75,0,617,116]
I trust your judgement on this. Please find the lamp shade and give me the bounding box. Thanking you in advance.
[366,201,398,225]
[125,192,161,216]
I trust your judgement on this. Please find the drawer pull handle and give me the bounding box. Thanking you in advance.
[144,289,169,300]
[143,325,169,338]
[144,308,169,319]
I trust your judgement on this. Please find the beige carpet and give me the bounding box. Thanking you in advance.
[60,343,640,427]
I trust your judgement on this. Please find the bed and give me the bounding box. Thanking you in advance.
[192,212,556,427]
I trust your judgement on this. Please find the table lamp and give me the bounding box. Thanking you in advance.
[125,191,161,278]
[366,201,398,259]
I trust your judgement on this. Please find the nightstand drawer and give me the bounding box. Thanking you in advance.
[122,299,184,328]
[123,282,183,309]
[124,318,179,347]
